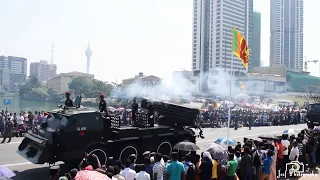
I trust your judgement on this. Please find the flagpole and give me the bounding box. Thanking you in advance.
[246,0,249,73]
[226,53,233,147]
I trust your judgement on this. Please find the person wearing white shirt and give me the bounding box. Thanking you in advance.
[17,113,24,129]
[120,159,137,180]
[136,164,150,180]
[289,141,299,161]
[281,135,290,166]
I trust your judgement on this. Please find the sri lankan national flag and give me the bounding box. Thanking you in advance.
[239,81,247,91]
[232,27,249,69]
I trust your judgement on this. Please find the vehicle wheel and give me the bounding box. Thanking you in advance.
[157,140,172,156]
[85,145,108,166]
[119,144,138,164]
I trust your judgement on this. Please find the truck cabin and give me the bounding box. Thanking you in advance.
[308,103,320,113]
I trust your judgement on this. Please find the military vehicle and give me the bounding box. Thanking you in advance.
[17,97,203,166]
[306,103,320,129]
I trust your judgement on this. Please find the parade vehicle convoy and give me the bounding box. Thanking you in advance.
[17,97,204,166]
[306,103,320,129]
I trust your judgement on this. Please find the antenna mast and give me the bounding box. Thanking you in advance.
[50,42,54,64]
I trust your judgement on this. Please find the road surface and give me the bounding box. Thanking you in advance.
[1,124,317,180]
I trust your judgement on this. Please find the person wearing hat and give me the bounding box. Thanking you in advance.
[65,91,74,107]
[99,93,107,114]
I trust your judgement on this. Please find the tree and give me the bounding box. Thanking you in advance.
[28,74,42,88]
[68,78,93,96]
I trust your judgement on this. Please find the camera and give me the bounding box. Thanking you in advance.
[286,161,304,176]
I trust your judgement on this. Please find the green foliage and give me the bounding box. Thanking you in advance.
[68,77,92,95]
[68,78,114,98]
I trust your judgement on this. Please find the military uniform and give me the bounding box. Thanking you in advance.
[1,120,13,143]
[65,98,74,107]
[99,99,107,112]
[132,100,138,126]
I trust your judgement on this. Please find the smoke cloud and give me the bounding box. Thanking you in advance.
[111,68,247,100]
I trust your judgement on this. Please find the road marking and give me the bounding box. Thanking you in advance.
[197,130,285,143]
[3,162,32,167]
[0,142,21,145]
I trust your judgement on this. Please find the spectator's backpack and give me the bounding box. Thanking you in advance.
[186,163,196,180]
[253,151,262,167]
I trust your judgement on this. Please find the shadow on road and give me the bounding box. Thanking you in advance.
[12,167,49,180]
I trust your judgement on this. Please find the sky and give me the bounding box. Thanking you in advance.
[0,0,319,84]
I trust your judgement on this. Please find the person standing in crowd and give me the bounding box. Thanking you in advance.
[17,112,24,130]
[252,142,264,180]
[1,118,13,143]
[65,91,74,107]
[281,134,290,171]
[260,150,273,180]
[120,159,137,180]
[153,153,164,180]
[240,146,252,180]
[166,152,185,180]
[136,164,151,180]
[198,152,212,180]
[226,153,238,180]
[289,141,299,162]
[269,145,277,180]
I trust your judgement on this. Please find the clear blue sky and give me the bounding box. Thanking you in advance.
[0,0,319,84]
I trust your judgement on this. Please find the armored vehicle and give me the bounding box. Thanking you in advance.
[306,103,320,129]
[17,98,203,166]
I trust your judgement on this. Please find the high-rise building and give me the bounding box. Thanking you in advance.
[251,11,261,68]
[85,42,92,74]
[30,60,57,82]
[0,56,27,91]
[270,0,303,70]
[192,0,253,91]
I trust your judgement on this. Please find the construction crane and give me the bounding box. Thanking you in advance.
[304,57,320,77]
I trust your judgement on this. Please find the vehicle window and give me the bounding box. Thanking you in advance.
[46,114,69,132]
[76,113,103,131]
[310,104,320,112]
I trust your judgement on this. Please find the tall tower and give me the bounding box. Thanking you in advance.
[270,0,303,70]
[85,42,92,74]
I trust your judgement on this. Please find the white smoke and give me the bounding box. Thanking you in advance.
[111,68,249,100]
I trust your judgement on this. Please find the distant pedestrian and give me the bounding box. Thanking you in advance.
[1,119,13,143]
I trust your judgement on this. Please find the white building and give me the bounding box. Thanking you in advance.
[270,0,303,70]
[192,0,253,91]
[47,71,94,94]
[30,60,57,82]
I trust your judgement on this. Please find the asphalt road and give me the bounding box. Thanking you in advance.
[0,124,314,180]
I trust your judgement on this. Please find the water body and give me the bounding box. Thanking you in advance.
[0,96,97,113]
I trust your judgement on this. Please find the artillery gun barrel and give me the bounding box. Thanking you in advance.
[141,98,200,126]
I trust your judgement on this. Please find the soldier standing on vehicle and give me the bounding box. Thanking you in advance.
[1,118,13,143]
[65,91,74,107]
[132,97,138,126]
[99,94,107,114]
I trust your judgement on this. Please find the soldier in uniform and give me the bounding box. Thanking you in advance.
[147,102,154,127]
[1,118,13,143]
[65,91,74,107]
[99,94,107,114]
[248,113,253,130]
[132,97,138,126]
